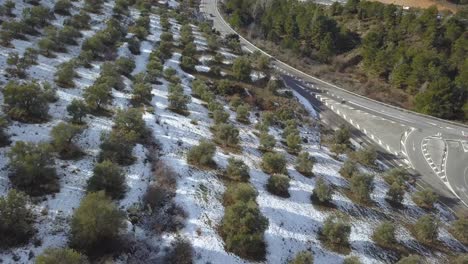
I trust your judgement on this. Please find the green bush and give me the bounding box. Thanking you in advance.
[6,52,30,78]
[114,108,148,141]
[213,109,230,124]
[0,116,10,147]
[372,221,396,248]
[225,158,249,181]
[339,160,358,179]
[312,178,333,204]
[343,256,361,264]
[350,147,377,167]
[50,122,83,159]
[128,36,141,54]
[295,152,314,177]
[412,189,438,209]
[191,79,208,98]
[83,83,112,111]
[115,57,136,77]
[396,255,423,264]
[384,168,409,186]
[3,81,49,122]
[0,190,35,249]
[213,123,239,148]
[261,152,287,174]
[84,0,104,13]
[330,143,348,156]
[64,11,91,30]
[87,160,126,200]
[187,140,216,168]
[8,141,58,196]
[164,239,193,264]
[288,250,313,264]
[131,81,152,106]
[223,182,257,206]
[386,182,405,205]
[168,84,191,115]
[236,104,250,124]
[58,26,82,45]
[67,99,88,123]
[36,248,89,264]
[215,79,232,95]
[452,254,468,264]
[54,0,73,15]
[232,56,252,81]
[55,62,77,88]
[220,199,268,260]
[267,174,290,197]
[451,218,468,244]
[99,129,137,165]
[320,215,351,250]
[259,132,276,151]
[70,191,125,255]
[332,125,350,145]
[349,173,374,203]
[413,214,439,244]
[286,133,302,154]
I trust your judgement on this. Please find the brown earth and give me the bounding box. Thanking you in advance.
[370,0,460,12]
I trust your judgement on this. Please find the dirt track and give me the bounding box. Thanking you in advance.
[370,0,459,12]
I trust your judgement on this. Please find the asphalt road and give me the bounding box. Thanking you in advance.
[199,0,468,208]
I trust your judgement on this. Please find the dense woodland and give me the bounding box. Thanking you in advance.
[223,0,468,121]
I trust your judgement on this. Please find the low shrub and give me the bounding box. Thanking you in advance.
[0,190,35,249]
[8,141,58,196]
[213,123,239,148]
[236,104,250,124]
[220,199,268,260]
[413,214,439,244]
[187,140,216,168]
[451,218,468,244]
[261,152,287,174]
[349,173,374,203]
[164,239,193,264]
[343,256,361,264]
[386,182,405,205]
[225,158,249,181]
[223,182,257,206]
[312,178,333,204]
[412,189,438,209]
[372,221,396,248]
[383,168,409,186]
[213,109,229,124]
[259,132,276,151]
[295,152,314,177]
[70,191,125,256]
[288,250,313,264]
[50,122,83,159]
[67,99,88,123]
[350,147,377,167]
[3,81,49,122]
[266,174,290,198]
[320,215,351,252]
[339,160,358,179]
[87,160,126,200]
[36,248,88,264]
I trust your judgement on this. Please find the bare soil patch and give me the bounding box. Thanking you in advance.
[369,0,460,12]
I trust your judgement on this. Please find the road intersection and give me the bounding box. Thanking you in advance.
[199,0,468,208]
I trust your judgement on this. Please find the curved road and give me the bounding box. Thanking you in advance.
[199,0,468,208]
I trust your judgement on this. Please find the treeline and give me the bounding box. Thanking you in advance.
[223,0,468,121]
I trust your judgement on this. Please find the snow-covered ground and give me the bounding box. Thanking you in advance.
[0,1,466,263]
